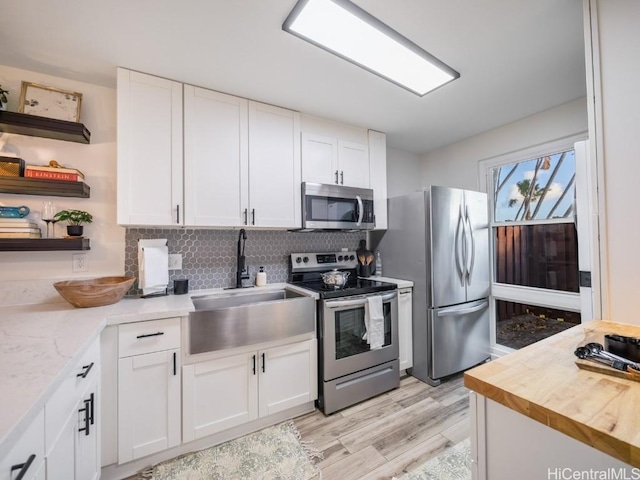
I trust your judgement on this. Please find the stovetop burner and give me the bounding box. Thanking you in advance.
[289,251,397,299]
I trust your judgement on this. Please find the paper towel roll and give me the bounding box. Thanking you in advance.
[138,239,169,296]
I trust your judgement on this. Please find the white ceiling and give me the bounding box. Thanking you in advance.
[0,0,586,154]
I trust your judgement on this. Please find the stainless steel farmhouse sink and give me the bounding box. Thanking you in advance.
[188,288,315,355]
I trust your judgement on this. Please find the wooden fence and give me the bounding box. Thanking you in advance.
[495,223,579,320]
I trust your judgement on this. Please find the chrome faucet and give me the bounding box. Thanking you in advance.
[235,229,250,288]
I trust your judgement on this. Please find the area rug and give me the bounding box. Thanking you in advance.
[142,421,322,480]
[395,439,471,480]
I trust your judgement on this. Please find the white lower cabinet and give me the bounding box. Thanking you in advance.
[183,339,317,442]
[116,317,182,464]
[398,287,413,371]
[0,409,45,480]
[45,337,101,480]
[118,348,181,463]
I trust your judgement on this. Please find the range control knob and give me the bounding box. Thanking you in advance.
[303,256,309,263]
[295,256,302,264]
[349,255,355,261]
[338,255,344,261]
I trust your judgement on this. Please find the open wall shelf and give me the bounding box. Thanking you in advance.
[0,176,90,198]
[0,238,90,252]
[0,111,91,144]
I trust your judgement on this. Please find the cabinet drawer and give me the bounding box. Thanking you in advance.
[45,336,100,452]
[118,317,181,358]
[0,409,44,480]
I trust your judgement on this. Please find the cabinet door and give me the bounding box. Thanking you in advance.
[338,140,369,188]
[184,86,249,227]
[183,352,258,442]
[248,102,301,228]
[118,349,181,463]
[398,288,413,371]
[258,340,317,417]
[46,409,76,480]
[117,68,183,226]
[76,375,100,480]
[301,133,338,185]
[0,409,44,480]
[368,130,387,229]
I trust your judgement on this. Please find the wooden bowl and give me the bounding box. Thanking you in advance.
[53,276,136,308]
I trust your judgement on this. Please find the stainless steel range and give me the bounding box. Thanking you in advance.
[289,251,399,414]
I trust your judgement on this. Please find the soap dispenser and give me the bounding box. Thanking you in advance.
[256,266,267,287]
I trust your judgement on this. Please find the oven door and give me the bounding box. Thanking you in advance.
[322,291,398,381]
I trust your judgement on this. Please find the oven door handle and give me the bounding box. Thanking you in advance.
[326,291,397,308]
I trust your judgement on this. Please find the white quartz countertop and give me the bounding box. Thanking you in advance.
[0,282,316,458]
[371,276,414,289]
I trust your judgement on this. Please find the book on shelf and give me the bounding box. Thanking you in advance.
[0,225,40,232]
[0,231,42,238]
[0,218,38,226]
[24,165,84,182]
[0,226,41,233]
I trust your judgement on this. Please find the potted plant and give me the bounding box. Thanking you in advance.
[0,85,8,111]
[54,209,93,237]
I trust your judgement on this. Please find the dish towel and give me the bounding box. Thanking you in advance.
[365,296,385,350]
[138,239,169,296]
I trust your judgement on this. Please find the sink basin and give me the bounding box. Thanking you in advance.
[188,287,315,355]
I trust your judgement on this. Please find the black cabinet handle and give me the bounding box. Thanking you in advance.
[11,454,35,480]
[173,352,177,376]
[243,208,248,225]
[340,171,344,185]
[77,362,94,378]
[252,354,256,375]
[176,204,180,224]
[136,332,165,339]
[335,170,339,184]
[251,209,255,225]
[79,401,90,436]
[261,352,265,373]
[88,392,95,425]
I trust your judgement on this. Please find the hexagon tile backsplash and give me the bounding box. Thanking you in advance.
[125,228,365,293]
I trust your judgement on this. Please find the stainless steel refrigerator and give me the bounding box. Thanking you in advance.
[373,186,490,386]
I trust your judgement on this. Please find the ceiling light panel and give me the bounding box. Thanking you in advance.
[283,0,460,96]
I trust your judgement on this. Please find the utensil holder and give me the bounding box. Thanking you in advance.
[358,263,372,277]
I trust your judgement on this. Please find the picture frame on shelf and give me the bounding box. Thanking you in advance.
[18,81,83,122]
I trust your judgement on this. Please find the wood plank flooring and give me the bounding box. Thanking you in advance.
[123,373,469,480]
[295,373,470,480]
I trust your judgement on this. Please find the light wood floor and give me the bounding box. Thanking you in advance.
[124,373,469,480]
[295,373,470,480]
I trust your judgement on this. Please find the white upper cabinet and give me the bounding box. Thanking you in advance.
[184,86,249,227]
[300,133,338,185]
[368,130,388,230]
[301,116,370,189]
[248,102,301,228]
[117,68,183,226]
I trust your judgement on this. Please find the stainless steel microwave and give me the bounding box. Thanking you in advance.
[302,182,375,230]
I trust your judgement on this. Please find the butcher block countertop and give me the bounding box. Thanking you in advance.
[464,320,640,467]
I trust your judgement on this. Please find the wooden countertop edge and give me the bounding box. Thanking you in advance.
[464,373,639,467]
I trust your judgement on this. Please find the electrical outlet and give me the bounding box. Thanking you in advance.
[72,253,88,272]
[168,254,182,270]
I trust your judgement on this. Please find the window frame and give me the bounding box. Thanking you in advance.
[479,133,586,355]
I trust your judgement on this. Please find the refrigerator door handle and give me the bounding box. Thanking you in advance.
[465,205,475,285]
[437,301,488,317]
[454,204,465,286]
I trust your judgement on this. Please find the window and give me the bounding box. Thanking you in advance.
[485,144,582,351]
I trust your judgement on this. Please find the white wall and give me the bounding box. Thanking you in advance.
[592,0,640,323]
[420,98,588,190]
[386,147,422,198]
[0,65,125,286]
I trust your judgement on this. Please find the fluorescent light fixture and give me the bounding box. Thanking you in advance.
[282,0,460,96]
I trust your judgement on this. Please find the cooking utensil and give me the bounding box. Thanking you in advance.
[574,346,628,371]
[358,254,366,265]
[320,268,350,287]
[365,252,374,265]
[584,342,640,368]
